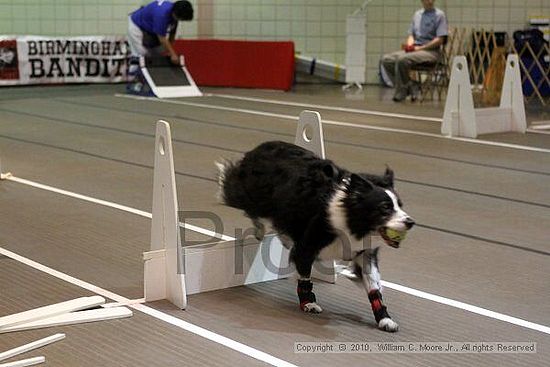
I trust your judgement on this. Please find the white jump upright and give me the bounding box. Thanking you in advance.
[442,55,526,138]
[294,111,336,283]
[143,120,187,309]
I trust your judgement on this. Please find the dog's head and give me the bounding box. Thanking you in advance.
[342,167,414,248]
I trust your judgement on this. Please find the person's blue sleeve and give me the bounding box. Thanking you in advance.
[436,12,448,37]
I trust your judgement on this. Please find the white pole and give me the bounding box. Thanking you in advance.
[0,296,104,330]
[0,334,64,362]
[0,357,46,367]
[0,356,46,367]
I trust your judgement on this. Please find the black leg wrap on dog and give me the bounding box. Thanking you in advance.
[297,279,316,309]
[368,290,390,323]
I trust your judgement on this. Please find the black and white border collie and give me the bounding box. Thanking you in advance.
[217,141,414,332]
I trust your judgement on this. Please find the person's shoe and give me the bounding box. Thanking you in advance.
[126,81,144,95]
[409,82,420,102]
[392,88,407,102]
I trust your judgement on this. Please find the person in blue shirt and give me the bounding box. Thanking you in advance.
[382,0,448,102]
[128,0,194,66]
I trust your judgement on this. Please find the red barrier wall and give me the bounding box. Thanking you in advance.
[173,39,294,91]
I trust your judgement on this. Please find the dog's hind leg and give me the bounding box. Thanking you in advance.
[352,248,399,332]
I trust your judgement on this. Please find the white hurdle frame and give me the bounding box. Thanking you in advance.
[145,111,340,308]
[442,54,526,138]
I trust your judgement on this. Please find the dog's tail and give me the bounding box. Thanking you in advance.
[215,158,248,209]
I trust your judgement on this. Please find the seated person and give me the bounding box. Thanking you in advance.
[382,0,448,102]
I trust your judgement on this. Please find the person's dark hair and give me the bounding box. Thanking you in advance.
[172,1,194,21]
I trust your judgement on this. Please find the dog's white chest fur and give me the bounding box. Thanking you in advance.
[327,184,348,233]
[322,181,411,262]
[320,184,368,261]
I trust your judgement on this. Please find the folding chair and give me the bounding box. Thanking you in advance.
[410,33,453,102]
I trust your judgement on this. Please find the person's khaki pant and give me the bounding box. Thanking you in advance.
[381,50,440,93]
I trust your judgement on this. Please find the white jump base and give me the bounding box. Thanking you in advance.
[442,55,526,138]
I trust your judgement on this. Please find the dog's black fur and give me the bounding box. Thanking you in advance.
[217,141,414,332]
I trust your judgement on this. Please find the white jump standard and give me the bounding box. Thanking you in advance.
[143,120,187,309]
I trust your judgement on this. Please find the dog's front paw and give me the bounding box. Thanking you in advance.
[301,302,323,313]
[378,317,399,332]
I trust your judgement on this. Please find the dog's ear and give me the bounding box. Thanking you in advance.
[383,166,394,187]
[350,173,374,191]
[322,163,337,179]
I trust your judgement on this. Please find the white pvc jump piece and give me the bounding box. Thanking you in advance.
[442,55,526,138]
[140,56,202,99]
[0,308,132,334]
[0,356,45,367]
[0,296,105,330]
[294,110,336,283]
[143,120,187,309]
[0,334,65,362]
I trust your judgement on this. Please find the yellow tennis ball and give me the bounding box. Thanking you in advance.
[385,228,407,242]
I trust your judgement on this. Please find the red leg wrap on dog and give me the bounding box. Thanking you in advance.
[368,290,390,323]
[297,280,317,311]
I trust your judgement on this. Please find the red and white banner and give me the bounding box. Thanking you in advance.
[0,35,129,86]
